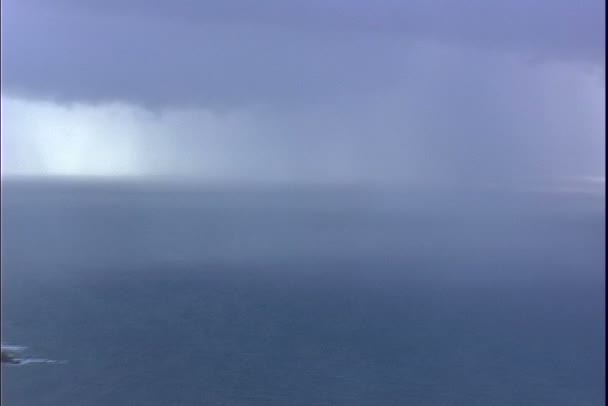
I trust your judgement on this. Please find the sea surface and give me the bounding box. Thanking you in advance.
[1,180,605,405]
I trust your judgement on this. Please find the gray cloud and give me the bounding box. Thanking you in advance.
[2,0,604,108]
[0,0,604,185]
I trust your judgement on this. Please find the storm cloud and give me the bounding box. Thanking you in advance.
[0,0,604,185]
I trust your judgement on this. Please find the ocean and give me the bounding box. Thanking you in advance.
[1,180,605,405]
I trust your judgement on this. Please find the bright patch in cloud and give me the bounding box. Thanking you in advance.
[0,96,259,179]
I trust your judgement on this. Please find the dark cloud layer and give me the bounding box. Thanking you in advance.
[0,0,604,184]
[2,0,604,108]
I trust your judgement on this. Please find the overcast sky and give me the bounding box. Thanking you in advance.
[1,0,605,186]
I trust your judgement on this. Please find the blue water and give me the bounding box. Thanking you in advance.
[1,181,605,405]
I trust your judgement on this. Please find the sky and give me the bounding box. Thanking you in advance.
[0,0,605,187]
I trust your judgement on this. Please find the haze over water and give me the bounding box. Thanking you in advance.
[1,0,604,404]
[1,179,604,405]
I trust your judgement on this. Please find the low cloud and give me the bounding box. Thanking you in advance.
[1,1,604,185]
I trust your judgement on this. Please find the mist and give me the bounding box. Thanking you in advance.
[1,1,605,405]
[1,0,605,187]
